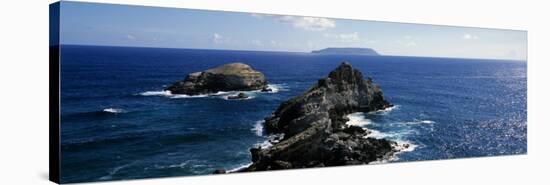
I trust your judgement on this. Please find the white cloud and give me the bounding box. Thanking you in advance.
[213,33,224,44]
[404,41,417,47]
[269,40,284,47]
[251,39,263,46]
[324,32,360,42]
[126,34,136,40]
[398,35,417,47]
[252,14,335,31]
[463,33,479,40]
[280,16,336,31]
[338,32,360,42]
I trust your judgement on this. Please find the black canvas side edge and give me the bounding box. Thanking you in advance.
[49,2,61,184]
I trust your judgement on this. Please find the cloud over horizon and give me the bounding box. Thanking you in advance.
[252,14,336,31]
[213,33,224,44]
[323,32,360,42]
[463,33,479,40]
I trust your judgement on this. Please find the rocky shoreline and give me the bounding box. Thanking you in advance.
[216,62,403,173]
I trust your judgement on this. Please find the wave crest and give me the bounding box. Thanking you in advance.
[139,90,209,98]
[346,112,373,127]
[139,83,288,100]
[139,90,172,96]
[368,105,399,115]
[263,84,289,93]
[344,106,426,162]
[102,108,127,114]
[405,120,435,125]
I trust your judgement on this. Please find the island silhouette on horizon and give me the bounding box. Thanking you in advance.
[311,47,380,56]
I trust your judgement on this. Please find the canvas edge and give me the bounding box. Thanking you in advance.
[49,1,61,184]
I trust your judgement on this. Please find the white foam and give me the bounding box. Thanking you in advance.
[139,90,219,99]
[369,140,419,164]
[99,162,134,180]
[263,84,289,93]
[139,83,286,100]
[254,140,272,148]
[227,162,253,173]
[404,120,435,125]
[345,112,372,127]
[366,129,386,139]
[102,108,127,114]
[251,120,265,136]
[253,133,284,149]
[139,90,172,96]
[345,109,421,163]
[222,93,255,100]
[420,120,435,124]
[345,112,385,138]
[394,140,418,153]
[170,94,209,99]
[366,129,419,139]
[209,91,233,96]
[153,160,192,170]
[368,105,399,115]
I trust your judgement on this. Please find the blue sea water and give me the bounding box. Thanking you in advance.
[59,45,527,183]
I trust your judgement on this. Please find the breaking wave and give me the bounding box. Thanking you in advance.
[262,84,289,93]
[138,83,288,100]
[368,105,400,115]
[102,108,127,114]
[346,112,373,127]
[139,90,210,98]
[227,162,253,173]
[251,120,265,136]
[345,105,424,162]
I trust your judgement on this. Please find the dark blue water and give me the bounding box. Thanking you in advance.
[60,45,527,183]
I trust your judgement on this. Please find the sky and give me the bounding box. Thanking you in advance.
[59,1,527,60]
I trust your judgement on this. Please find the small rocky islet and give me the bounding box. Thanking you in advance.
[165,61,401,173]
[166,62,272,95]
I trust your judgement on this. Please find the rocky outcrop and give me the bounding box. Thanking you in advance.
[166,63,267,95]
[239,62,396,172]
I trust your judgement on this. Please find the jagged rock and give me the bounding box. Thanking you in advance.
[166,63,267,95]
[242,61,395,172]
[261,86,273,92]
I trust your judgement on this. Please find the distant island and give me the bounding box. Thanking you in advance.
[311,47,380,55]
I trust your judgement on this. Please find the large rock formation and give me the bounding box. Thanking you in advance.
[240,62,397,172]
[166,63,268,95]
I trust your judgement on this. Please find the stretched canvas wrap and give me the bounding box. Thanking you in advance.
[49,1,527,184]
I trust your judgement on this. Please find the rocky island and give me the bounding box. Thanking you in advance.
[166,63,270,95]
[217,62,399,173]
[312,47,380,56]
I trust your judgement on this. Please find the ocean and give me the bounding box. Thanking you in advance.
[59,45,527,183]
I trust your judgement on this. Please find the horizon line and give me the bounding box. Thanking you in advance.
[59,44,527,62]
